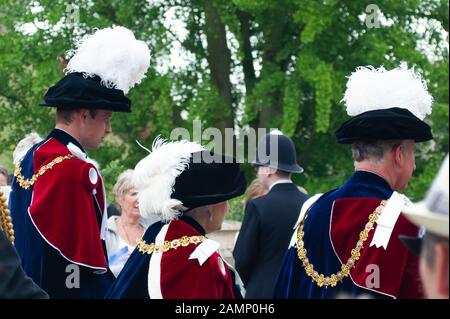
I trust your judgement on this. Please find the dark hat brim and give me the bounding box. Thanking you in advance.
[40,73,131,112]
[399,235,422,256]
[173,151,247,211]
[252,160,304,173]
[335,107,432,144]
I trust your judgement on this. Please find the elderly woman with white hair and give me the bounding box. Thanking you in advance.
[105,170,156,277]
[106,139,247,299]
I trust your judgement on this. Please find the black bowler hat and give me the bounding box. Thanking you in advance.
[134,139,247,223]
[335,107,433,144]
[338,64,434,144]
[253,132,303,173]
[40,26,150,112]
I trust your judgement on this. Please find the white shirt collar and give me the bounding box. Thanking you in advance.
[269,179,292,191]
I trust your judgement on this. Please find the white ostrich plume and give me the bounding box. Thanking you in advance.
[341,63,433,120]
[66,26,151,94]
[13,132,43,166]
[133,137,205,222]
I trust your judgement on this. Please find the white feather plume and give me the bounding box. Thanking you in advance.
[133,137,205,222]
[341,63,433,120]
[66,26,151,94]
[13,132,43,166]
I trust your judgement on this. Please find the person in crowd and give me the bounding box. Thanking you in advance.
[106,138,247,299]
[0,166,8,186]
[401,154,449,299]
[105,169,157,277]
[8,26,150,298]
[12,132,43,168]
[274,64,433,299]
[233,131,309,298]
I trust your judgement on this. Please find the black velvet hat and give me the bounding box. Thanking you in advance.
[253,133,303,173]
[134,139,247,223]
[335,107,433,144]
[338,65,434,144]
[40,26,150,112]
[172,151,247,211]
[40,73,131,112]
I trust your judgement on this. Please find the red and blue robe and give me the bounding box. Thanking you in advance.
[273,171,423,299]
[106,215,243,299]
[9,129,114,298]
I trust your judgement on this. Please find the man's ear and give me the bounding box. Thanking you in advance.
[392,143,404,167]
[435,242,449,297]
[76,109,89,122]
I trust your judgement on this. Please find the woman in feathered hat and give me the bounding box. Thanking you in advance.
[106,138,247,299]
[274,64,433,299]
[8,26,150,298]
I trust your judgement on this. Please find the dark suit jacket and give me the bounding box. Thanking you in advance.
[0,230,48,299]
[233,182,308,298]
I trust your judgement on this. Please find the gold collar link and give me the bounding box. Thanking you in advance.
[14,154,75,190]
[137,235,206,255]
[296,200,387,288]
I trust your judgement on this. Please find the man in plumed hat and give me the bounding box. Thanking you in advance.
[401,154,448,299]
[233,131,309,298]
[9,26,150,298]
[106,138,247,299]
[274,64,433,299]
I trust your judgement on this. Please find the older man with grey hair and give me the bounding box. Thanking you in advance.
[275,64,433,299]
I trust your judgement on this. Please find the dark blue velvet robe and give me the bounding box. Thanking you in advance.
[9,129,114,298]
[273,171,394,299]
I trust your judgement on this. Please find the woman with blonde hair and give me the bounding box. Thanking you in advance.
[105,170,156,277]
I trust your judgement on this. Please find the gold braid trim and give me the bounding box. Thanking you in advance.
[137,235,206,254]
[14,154,75,190]
[0,191,15,243]
[296,199,387,288]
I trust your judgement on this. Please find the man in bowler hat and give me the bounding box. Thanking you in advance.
[9,26,150,298]
[233,131,308,299]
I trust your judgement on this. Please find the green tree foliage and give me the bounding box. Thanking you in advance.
[0,0,448,216]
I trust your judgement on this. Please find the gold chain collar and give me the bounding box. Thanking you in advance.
[137,235,206,255]
[296,199,387,288]
[14,154,75,190]
[0,191,15,243]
